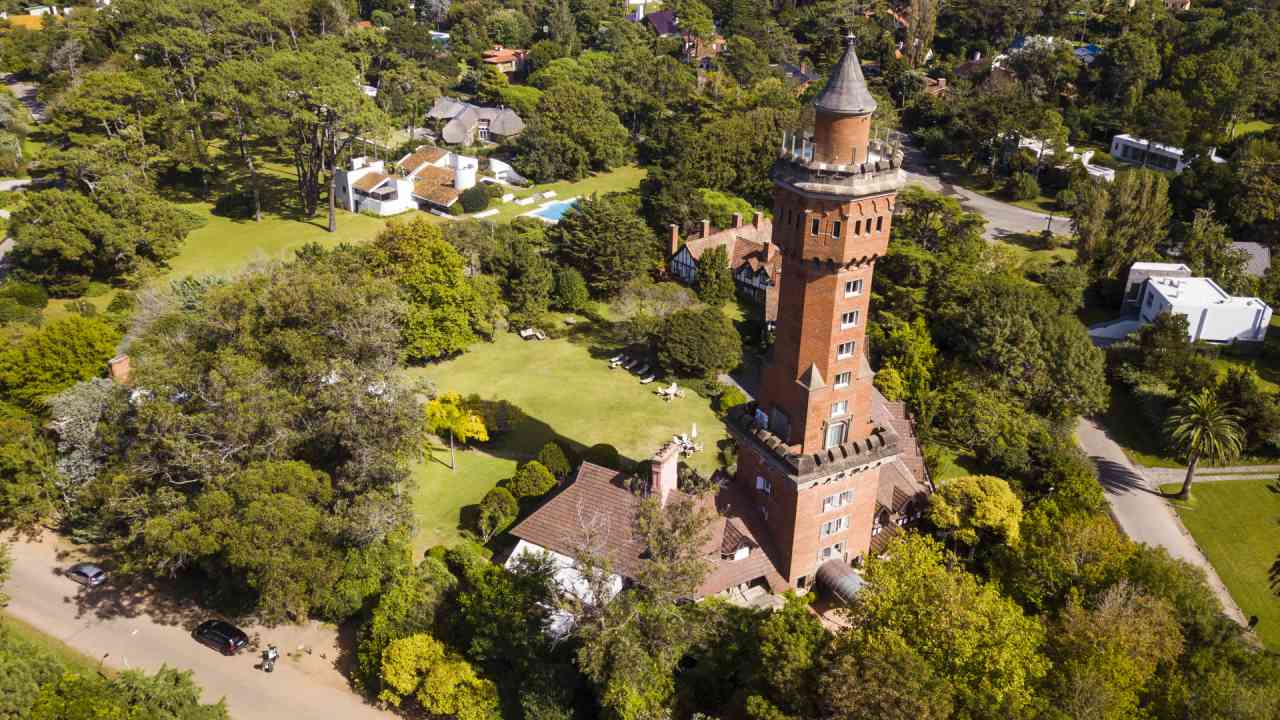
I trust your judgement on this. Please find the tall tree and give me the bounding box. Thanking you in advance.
[693,245,735,306]
[203,56,278,222]
[550,195,657,298]
[1164,389,1244,500]
[1072,170,1171,284]
[1178,208,1252,295]
[1136,89,1191,169]
[264,49,388,230]
[927,475,1023,554]
[424,392,489,470]
[905,0,938,68]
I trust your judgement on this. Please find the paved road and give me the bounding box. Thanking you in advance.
[1074,418,1247,625]
[5,536,393,720]
[900,144,1057,240]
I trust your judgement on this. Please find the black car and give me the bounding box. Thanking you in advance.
[192,620,249,656]
[66,563,107,588]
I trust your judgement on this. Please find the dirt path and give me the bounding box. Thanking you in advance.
[4,534,393,720]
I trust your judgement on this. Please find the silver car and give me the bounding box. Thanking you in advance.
[67,563,107,588]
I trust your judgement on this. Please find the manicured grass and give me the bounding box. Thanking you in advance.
[927,443,979,483]
[990,235,1075,278]
[1161,480,1280,649]
[480,165,647,224]
[1,612,108,676]
[1099,383,1182,468]
[1233,120,1275,138]
[406,328,728,553]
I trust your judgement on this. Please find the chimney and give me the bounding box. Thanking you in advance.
[753,211,764,229]
[108,354,131,385]
[668,224,680,257]
[701,219,711,238]
[650,442,681,506]
[732,212,743,229]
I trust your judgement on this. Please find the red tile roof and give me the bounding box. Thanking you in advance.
[352,172,389,192]
[411,165,460,206]
[482,46,525,64]
[398,146,448,176]
[679,218,780,280]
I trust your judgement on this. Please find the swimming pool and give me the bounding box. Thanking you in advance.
[530,199,578,222]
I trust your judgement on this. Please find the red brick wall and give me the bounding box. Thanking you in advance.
[814,111,871,165]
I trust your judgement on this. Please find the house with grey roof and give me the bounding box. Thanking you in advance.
[426,96,525,146]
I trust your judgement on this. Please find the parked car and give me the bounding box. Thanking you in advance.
[192,620,249,656]
[66,563,107,588]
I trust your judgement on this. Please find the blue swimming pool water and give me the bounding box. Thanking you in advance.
[532,200,576,222]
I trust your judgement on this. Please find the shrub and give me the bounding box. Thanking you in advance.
[460,186,490,213]
[1055,188,1079,211]
[536,441,572,481]
[507,460,557,498]
[1087,151,1119,170]
[583,443,621,470]
[476,487,518,542]
[0,297,39,325]
[449,201,465,216]
[0,281,48,309]
[715,385,748,416]
[1006,171,1040,201]
[553,266,589,313]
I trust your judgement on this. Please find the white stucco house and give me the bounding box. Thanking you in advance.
[335,146,479,216]
[1110,134,1226,174]
[1137,275,1271,343]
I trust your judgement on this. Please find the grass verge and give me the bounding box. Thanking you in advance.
[1,612,109,676]
[1161,479,1280,649]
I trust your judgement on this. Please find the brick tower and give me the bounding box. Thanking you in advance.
[726,35,906,589]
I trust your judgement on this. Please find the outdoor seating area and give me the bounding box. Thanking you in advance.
[672,427,703,455]
[519,327,548,341]
[608,352,659,384]
[656,382,687,402]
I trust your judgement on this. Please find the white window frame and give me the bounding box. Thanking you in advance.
[830,400,848,418]
[844,278,864,297]
[840,310,860,328]
[837,341,855,359]
[834,372,851,389]
[820,516,850,538]
[817,541,846,563]
[822,490,854,513]
[755,476,772,495]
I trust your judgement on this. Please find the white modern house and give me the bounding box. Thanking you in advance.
[1136,275,1271,343]
[1110,134,1226,174]
[335,146,480,216]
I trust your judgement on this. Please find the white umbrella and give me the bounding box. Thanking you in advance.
[691,422,698,439]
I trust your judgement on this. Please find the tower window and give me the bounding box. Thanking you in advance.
[866,218,874,235]
[876,216,884,232]
[833,221,842,238]
[755,476,772,495]
[823,490,854,512]
[817,541,846,563]
[825,421,847,449]
[841,310,860,328]
[854,220,862,235]
[831,400,848,417]
[811,218,820,236]
[821,516,850,537]
[769,407,791,440]
[834,372,851,388]
[837,341,855,358]
[844,279,864,296]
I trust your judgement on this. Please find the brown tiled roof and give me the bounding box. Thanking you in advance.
[510,463,787,598]
[352,172,389,192]
[482,46,525,63]
[398,146,448,176]
[411,166,460,206]
[872,389,929,489]
[680,219,780,283]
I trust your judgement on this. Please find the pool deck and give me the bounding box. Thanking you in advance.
[524,196,580,223]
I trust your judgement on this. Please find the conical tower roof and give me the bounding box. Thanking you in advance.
[814,34,877,116]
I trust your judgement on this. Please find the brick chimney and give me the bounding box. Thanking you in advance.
[650,442,681,506]
[108,354,131,385]
[700,219,711,239]
[732,212,743,229]
[668,224,680,257]
[753,211,764,229]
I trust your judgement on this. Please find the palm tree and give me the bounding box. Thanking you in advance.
[1164,389,1244,500]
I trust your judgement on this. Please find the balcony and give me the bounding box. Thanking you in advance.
[776,133,906,197]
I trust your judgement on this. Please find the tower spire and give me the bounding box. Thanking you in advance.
[814,33,877,116]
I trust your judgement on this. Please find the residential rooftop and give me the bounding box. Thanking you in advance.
[1147,276,1270,310]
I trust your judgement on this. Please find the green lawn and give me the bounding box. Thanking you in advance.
[1161,480,1280,649]
[1,612,108,675]
[1233,120,1275,139]
[991,235,1076,279]
[406,329,728,553]
[480,165,647,224]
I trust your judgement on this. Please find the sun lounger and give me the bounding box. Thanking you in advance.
[633,363,649,375]
[609,353,624,363]
[640,375,656,384]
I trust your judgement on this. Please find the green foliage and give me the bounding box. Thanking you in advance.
[507,460,557,498]
[1164,389,1244,497]
[369,218,489,361]
[818,629,954,720]
[657,307,743,379]
[489,237,554,316]
[460,185,490,214]
[454,551,558,673]
[0,417,57,534]
[852,535,1048,719]
[928,475,1023,549]
[583,443,621,470]
[0,543,9,607]
[697,189,754,229]
[1071,170,1171,283]
[535,441,572,481]
[426,392,490,445]
[715,385,748,416]
[996,505,1134,614]
[1005,171,1039,201]
[1178,208,1253,296]
[475,487,517,543]
[514,81,630,182]
[11,188,201,296]
[870,314,936,417]
[0,316,119,410]
[551,194,657,298]
[694,245,735,306]
[553,266,589,313]
[356,556,457,693]
[0,281,49,309]
[377,633,500,719]
[748,593,828,718]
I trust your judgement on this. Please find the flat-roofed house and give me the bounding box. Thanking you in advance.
[1137,275,1272,343]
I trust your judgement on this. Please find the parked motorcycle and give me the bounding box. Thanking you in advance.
[260,645,279,673]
